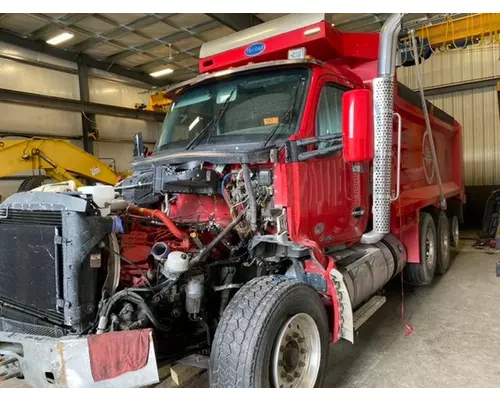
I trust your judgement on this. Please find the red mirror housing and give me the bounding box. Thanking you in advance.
[342,89,374,162]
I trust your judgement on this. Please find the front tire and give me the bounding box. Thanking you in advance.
[209,276,329,388]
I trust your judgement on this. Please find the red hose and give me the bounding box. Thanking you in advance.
[126,206,189,249]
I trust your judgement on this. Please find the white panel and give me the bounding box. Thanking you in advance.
[398,42,500,90]
[0,41,77,70]
[0,57,79,99]
[0,181,23,200]
[89,77,149,107]
[94,115,161,143]
[398,42,500,187]
[427,86,500,186]
[0,103,82,136]
[89,69,151,89]
[93,141,134,174]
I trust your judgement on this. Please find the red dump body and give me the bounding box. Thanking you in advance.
[198,17,465,265]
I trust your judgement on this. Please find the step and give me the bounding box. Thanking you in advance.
[353,295,386,331]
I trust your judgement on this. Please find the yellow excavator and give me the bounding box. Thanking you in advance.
[0,137,126,195]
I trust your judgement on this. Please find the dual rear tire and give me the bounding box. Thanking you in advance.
[404,209,459,285]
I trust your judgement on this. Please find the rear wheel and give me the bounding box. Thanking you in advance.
[404,212,437,285]
[435,211,451,274]
[449,215,460,248]
[209,276,329,388]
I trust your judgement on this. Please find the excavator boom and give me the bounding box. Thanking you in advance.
[0,138,120,188]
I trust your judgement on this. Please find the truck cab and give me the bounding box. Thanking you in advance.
[0,13,464,388]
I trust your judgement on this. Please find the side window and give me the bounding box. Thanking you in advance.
[316,84,345,144]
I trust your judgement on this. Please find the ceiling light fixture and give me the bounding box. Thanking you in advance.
[46,32,74,46]
[150,68,174,78]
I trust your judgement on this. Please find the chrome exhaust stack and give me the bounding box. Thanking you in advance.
[361,13,404,245]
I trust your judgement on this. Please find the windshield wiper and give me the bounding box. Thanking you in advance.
[185,87,236,150]
[262,77,304,148]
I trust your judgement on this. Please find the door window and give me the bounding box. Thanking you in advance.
[316,84,345,148]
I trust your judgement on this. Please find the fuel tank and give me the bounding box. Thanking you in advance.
[332,234,407,309]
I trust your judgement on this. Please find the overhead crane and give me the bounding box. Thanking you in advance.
[400,13,500,64]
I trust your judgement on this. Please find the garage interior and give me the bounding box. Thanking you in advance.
[0,12,499,388]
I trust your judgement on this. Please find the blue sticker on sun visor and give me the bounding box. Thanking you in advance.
[245,43,266,57]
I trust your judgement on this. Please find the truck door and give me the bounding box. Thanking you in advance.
[287,77,369,247]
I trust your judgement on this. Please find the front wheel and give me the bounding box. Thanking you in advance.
[209,276,329,388]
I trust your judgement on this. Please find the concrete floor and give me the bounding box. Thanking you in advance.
[2,235,500,388]
[324,236,500,388]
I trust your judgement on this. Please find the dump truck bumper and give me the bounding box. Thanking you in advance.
[0,330,159,388]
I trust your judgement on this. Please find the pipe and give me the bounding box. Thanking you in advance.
[151,242,169,260]
[127,205,189,249]
[189,209,246,267]
[361,13,404,245]
[378,13,405,77]
[241,164,258,231]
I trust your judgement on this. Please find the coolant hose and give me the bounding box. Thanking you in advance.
[126,205,189,248]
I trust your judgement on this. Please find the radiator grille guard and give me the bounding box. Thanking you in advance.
[0,192,113,334]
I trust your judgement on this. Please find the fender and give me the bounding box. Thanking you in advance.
[304,255,353,344]
[329,267,354,344]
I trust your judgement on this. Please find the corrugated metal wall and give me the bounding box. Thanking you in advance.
[398,43,500,186]
[0,41,163,197]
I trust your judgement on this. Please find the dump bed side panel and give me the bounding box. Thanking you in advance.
[392,81,464,262]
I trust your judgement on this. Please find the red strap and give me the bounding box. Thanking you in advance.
[400,270,413,336]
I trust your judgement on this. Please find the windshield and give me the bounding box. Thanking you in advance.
[156,67,310,151]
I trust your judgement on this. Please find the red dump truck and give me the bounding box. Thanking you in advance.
[0,13,464,388]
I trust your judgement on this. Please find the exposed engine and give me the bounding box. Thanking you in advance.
[0,156,405,364]
[0,159,284,362]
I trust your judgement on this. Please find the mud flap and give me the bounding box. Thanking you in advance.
[329,268,354,344]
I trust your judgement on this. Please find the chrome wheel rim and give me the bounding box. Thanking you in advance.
[441,220,450,264]
[425,227,436,270]
[271,313,321,388]
[451,217,459,246]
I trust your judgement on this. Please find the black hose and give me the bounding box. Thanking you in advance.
[241,164,258,231]
[128,279,173,292]
[201,319,211,347]
[100,290,170,332]
[189,209,246,267]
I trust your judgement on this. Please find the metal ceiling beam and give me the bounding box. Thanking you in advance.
[71,14,163,52]
[0,28,169,86]
[205,14,263,31]
[103,20,219,62]
[28,14,91,40]
[136,46,201,72]
[0,88,165,122]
